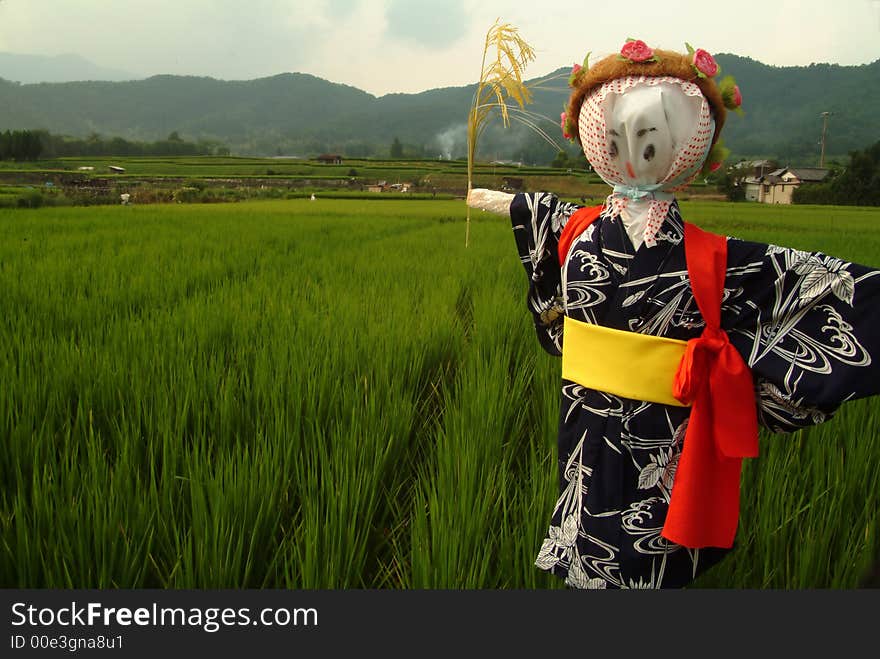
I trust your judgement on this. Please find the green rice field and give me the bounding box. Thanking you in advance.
[1,198,878,589]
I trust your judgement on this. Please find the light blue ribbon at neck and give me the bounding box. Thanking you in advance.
[611,183,675,202]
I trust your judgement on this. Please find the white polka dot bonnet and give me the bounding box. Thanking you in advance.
[561,40,743,247]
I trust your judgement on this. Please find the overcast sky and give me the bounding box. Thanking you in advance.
[0,0,878,95]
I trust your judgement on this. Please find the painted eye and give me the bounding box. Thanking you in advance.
[609,141,618,158]
[643,144,655,161]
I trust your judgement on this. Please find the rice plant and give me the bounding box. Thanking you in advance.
[1,198,878,589]
[466,20,536,248]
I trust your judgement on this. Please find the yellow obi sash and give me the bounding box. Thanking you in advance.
[561,316,689,407]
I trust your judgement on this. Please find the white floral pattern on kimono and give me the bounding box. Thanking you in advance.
[511,192,880,589]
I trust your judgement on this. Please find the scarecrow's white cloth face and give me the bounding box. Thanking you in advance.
[604,84,688,185]
[578,76,716,248]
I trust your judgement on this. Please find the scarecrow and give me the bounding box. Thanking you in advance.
[467,40,880,588]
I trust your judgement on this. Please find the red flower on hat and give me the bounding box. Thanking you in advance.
[692,48,718,77]
[732,84,742,108]
[620,39,654,63]
[568,63,582,87]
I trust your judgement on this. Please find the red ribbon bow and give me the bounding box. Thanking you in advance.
[663,222,759,549]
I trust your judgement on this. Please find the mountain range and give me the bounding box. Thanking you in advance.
[0,52,140,84]
[0,52,877,164]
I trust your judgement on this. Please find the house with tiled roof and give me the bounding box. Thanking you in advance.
[744,167,829,204]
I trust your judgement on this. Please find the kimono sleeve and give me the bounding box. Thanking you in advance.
[722,238,880,433]
[509,192,581,356]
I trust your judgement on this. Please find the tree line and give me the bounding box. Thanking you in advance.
[0,129,230,160]
[793,140,880,206]
[0,130,43,160]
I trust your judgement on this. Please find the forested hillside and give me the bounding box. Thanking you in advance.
[1,54,876,163]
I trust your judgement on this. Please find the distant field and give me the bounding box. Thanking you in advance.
[1,198,878,588]
[0,155,720,202]
[0,155,587,181]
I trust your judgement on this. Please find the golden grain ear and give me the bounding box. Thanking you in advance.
[466,20,537,247]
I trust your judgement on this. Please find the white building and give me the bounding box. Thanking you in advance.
[743,167,829,204]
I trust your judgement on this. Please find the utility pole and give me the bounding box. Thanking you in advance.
[819,112,831,168]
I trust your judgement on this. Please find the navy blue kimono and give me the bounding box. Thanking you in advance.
[512,192,880,588]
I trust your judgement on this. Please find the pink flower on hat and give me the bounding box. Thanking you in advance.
[568,63,582,87]
[561,112,572,140]
[692,48,718,77]
[732,84,742,108]
[719,75,743,111]
[620,39,654,63]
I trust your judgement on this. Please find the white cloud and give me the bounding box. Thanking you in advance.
[0,0,876,94]
[384,0,467,49]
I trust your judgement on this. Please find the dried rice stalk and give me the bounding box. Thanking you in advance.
[466,19,537,247]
